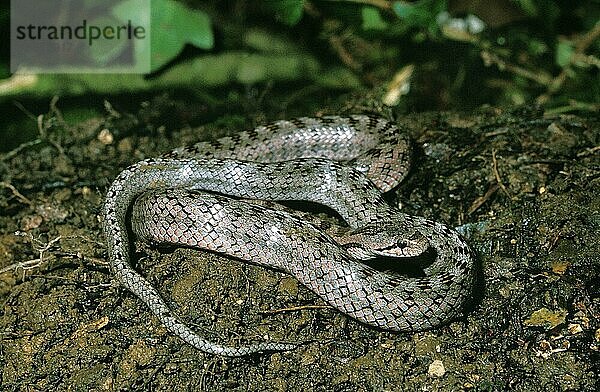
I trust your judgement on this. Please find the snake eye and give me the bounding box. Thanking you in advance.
[396,240,407,249]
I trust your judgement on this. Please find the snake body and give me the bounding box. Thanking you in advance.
[102,115,474,356]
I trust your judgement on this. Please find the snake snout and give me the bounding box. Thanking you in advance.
[376,230,428,258]
[405,231,430,256]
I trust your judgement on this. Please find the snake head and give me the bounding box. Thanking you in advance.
[337,222,429,260]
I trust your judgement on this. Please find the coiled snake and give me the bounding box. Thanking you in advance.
[102,115,474,356]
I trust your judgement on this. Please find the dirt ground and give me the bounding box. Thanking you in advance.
[0,99,598,391]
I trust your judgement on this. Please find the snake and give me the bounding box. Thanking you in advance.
[102,115,475,356]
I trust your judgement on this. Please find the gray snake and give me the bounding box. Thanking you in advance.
[102,115,474,356]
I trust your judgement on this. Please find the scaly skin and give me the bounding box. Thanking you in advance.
[102,115,475,356]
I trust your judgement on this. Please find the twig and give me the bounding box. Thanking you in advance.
[37,114,65,156]
[3,97,67,161]
[0,237,107,281]
[576,145,600,157]
[0,181,33,205]
[468,183,499,215]
[492,149,512,199]
[571,53,600,68]
[480,51,552,85]
[537,23,600,105]
[544,100,600,115]
[329,34,362,71]
[0,258,45,275]
[260,304,331,315]
[1,235,62,280]
[484,129,509,138]
[322,0,393,9]
[0,139,42,162]
[12,100,37,121]
[575,22,600,52]
[49,96,65,125]
[54,251,109,267]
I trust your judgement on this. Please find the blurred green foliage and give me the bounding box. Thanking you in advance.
[0,0,598,114]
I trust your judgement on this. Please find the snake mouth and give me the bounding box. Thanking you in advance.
[376,236,428,255]
[358,247,438,278]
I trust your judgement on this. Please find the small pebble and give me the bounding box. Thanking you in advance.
[428,359,446,378]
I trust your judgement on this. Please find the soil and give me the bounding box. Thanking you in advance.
[0,96,598,391]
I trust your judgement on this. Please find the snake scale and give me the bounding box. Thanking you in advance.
[102,115,475,356]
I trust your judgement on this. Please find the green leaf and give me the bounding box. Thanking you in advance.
[263,0,305,26]
[392,0,446,29]
[113,0,214,72]
[87,16,130,66]
[244,29,298,54]
[556,40,574,68]
[512,0,538,17]
[527,38,548,57]
[0,51,321,98]
[361,7,388,31]
[315,67,361,89]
